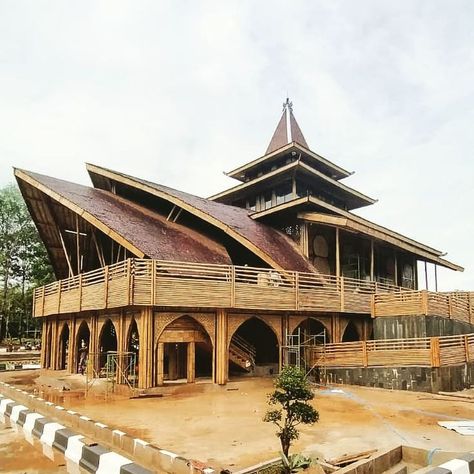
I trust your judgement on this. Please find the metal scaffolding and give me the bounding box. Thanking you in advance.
[282,328,327,382]
[85,351,137,398]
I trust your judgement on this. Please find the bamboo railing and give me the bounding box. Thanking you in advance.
[311,333,474,369]
[372,290,474,323]
[33,258,408,318]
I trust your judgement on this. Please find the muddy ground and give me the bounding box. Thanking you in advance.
[1,370,474,471]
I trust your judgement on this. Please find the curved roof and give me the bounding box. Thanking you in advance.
[86,164,314,273]
[15,169,232,277]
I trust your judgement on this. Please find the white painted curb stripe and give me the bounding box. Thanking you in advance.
[0,398,13,414]
[64,434,85,464]
[10,404,28,423]
[40,422,66,446]
[440,459,470,474]
[23,412,44,433]
[96,451,133,474]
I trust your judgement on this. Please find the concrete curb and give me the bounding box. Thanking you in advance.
[0,387,151,474]
[0,380,215,474]
[427,454,474,474]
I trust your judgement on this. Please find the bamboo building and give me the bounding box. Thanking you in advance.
[16,99,474,392]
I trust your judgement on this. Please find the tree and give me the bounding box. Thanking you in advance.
[264,366,319,460]
[0,184,53,342]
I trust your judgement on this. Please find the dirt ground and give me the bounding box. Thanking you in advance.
[2,370,474,471]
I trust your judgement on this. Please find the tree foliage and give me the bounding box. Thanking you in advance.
[0,184,53,342]
[264,366,319,459]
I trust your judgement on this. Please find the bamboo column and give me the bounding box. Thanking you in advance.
[156,342,164,386]
[187,342,196,383]
[215,309,228,385]
[138,307,153,389]
[67,316,75,374]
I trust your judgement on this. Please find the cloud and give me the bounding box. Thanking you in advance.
[0,0,472,290]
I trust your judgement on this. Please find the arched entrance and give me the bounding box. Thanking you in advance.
[76,321,90,374]
[58,323,69,370]
[289,318,329,370]
[157,316,213,384]
[229,317,279,376]
[98,319,117,372]
[342,321,360,342]
[292,318,330,342]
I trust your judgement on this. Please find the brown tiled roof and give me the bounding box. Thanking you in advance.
[87,165,315,273]
[16,170,232,266]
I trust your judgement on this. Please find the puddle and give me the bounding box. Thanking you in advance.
[0,414,86,473]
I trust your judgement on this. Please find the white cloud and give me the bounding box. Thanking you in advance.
[0,0,472,290]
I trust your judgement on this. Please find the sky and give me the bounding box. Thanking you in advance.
[0,1,473,291]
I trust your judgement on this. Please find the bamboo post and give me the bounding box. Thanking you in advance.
[430,337,441,368]
[335,227,341,278]
[151,260,157,305]
[129,259,135,306]
[464,335,470,363]
[362,341,368,367]
[370,295,376,318]
[295,272,299,310]
[340,276,345,312]
[230,265,236,307]
[57,280,62,314]
[469,293,473,324]
[104,266,109,308]
[422,291,429,316]
[370,239,374,281]
[157,342,164,386]
[78,274,83,312]
[42,286,46,317]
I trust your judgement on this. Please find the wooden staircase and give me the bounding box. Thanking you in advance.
[229,334,256,372]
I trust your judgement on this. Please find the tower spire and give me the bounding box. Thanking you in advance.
[265,98,309,155]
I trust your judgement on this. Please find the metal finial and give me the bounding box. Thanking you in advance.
[283,97,293,112]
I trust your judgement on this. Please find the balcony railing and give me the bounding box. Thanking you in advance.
[372,290,474,323]
[311,333,474,369]
[33,258,409,318]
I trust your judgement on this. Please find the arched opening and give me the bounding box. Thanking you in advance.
[76,321,90,375]
[158,316,212,384]
[292,318,330,342]
[229,317,279,377]
[58,323,69,370]
[342,321,360,342]
[98,319,117,372]
[289,318,329,369]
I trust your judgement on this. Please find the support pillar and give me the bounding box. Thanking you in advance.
[187,342,195,383]
[67,316,75,374]
[138,307,153,389]
[215,309,228,385]
[168,344,178,380]
[157,342,164,386]
[40,319,48,368]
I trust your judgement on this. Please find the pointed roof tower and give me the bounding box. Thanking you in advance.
[266,98,309,154]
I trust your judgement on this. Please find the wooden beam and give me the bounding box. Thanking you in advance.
[58,228,74,277]
[75,214,80,274]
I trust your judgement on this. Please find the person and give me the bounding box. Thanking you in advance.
[78,339,88,375]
